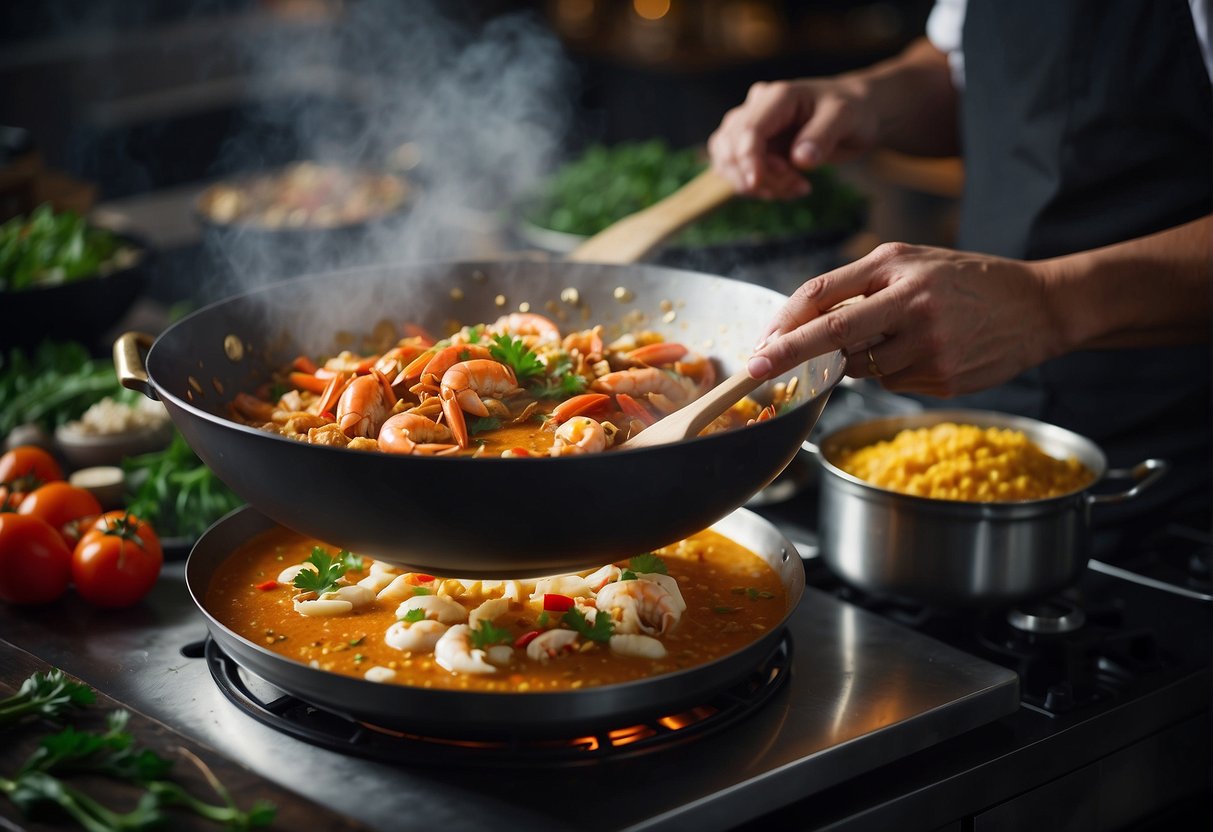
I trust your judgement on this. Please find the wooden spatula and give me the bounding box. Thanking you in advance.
[567,168,736,264]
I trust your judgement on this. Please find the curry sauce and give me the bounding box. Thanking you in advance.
[206,527,788,692]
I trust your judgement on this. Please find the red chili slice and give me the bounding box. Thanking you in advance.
[543,593,575,612]
[514,630,541,649]
[254,580,278,591]
[406,573,435,585]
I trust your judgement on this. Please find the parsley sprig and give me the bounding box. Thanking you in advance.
[561,607,613,643]
[292,547,363,596]
[0,679,275,831]
[401,608,426,623]
[489,334,545,384]
[0,670,95,729]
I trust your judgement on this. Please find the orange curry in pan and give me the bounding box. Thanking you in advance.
[206,527,788,693]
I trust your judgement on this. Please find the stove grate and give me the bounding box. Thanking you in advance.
[202,634,791,767]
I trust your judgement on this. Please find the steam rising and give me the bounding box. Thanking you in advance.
[207,1,574,297]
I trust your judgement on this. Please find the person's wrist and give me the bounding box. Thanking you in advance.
[1031,256,1087,357]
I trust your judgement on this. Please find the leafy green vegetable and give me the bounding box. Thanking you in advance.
[0,204,135,292]
[1,706,275,831]
[0,670,95,729]
[561,607,613,643]
[619,554,672,581]
[488,334,545,384]
[467,416,502,435]
[529,354,588,400]
[526,140,866,246]
[0,341,129,436]
[468,620,513,650]
[401,608,426,623]
[291,547,355,596]
[123,432,245,541]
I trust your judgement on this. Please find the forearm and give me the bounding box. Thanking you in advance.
[1039,215,1212,351]
[849,37,960,157]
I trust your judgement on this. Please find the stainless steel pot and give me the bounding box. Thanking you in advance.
[806,410,1167,607]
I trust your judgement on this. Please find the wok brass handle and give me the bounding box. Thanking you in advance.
[1087,458,1168,505]
[566,168,735,265]
[113,331,158,400]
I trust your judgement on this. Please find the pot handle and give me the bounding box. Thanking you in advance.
[1087,458,1168,506]
[113,332,158,400]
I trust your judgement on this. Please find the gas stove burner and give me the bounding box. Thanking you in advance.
[1007,598,1087,634]
[200,633,792,767]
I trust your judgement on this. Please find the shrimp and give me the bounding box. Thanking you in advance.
[549,393,610,425]
[492,312,561,345]
[468,597,511,631]
[336,370,396,438]
[609,634,667,659]
[591,367,695,405]
[584,564,621,593]
[595,578,681,636]
[439,359,522,447]
[626,342,688,367]
[292,584,372,617]
[397,594,468,625]
[434,624,497,674]
[385,618,448,652]
[404,344,494,395]
[550,416,607,456]
[525,629,579,663]
[373,344,428,382]
[562,325,604,359]
[378,412,458,455]
[675,353,717,396]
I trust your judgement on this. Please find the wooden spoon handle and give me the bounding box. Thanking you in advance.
[621,369,764,450]
[567,168,735,265]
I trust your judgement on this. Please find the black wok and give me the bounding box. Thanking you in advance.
[118,258,843,576]
[187,504,805,737]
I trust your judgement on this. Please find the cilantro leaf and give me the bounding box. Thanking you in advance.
[469,620,513,650]
[561,607,613,643]
[402,608,426,623]
[489,334,545,383]
[292,547,349,596]
[467,416,502,435]
[337,550,363,573]
[629,553,668,575]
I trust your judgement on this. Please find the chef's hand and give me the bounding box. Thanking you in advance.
[746,243,1062,397]
[707,77,879,199]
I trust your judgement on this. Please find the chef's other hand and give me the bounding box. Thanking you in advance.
[746,243,1063,398]
[708,77,878,199]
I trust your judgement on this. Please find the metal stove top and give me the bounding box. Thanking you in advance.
[0,559,1019,832]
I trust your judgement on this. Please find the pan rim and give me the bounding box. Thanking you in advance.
[147,257,846,461]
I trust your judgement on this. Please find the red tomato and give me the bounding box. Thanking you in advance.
[0,446,64,491]
[72,512,163,608]
[0,513,72,605]
[18,482,102,547]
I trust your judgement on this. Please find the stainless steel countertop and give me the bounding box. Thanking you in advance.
[0,562,1018,832]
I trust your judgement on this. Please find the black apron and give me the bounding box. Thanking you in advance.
[928,0,1213,530]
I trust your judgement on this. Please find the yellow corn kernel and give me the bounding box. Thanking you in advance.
[835,423,1094,502]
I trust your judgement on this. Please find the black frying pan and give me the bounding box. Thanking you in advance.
[117,258,844,576]
[186,504,805,737]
